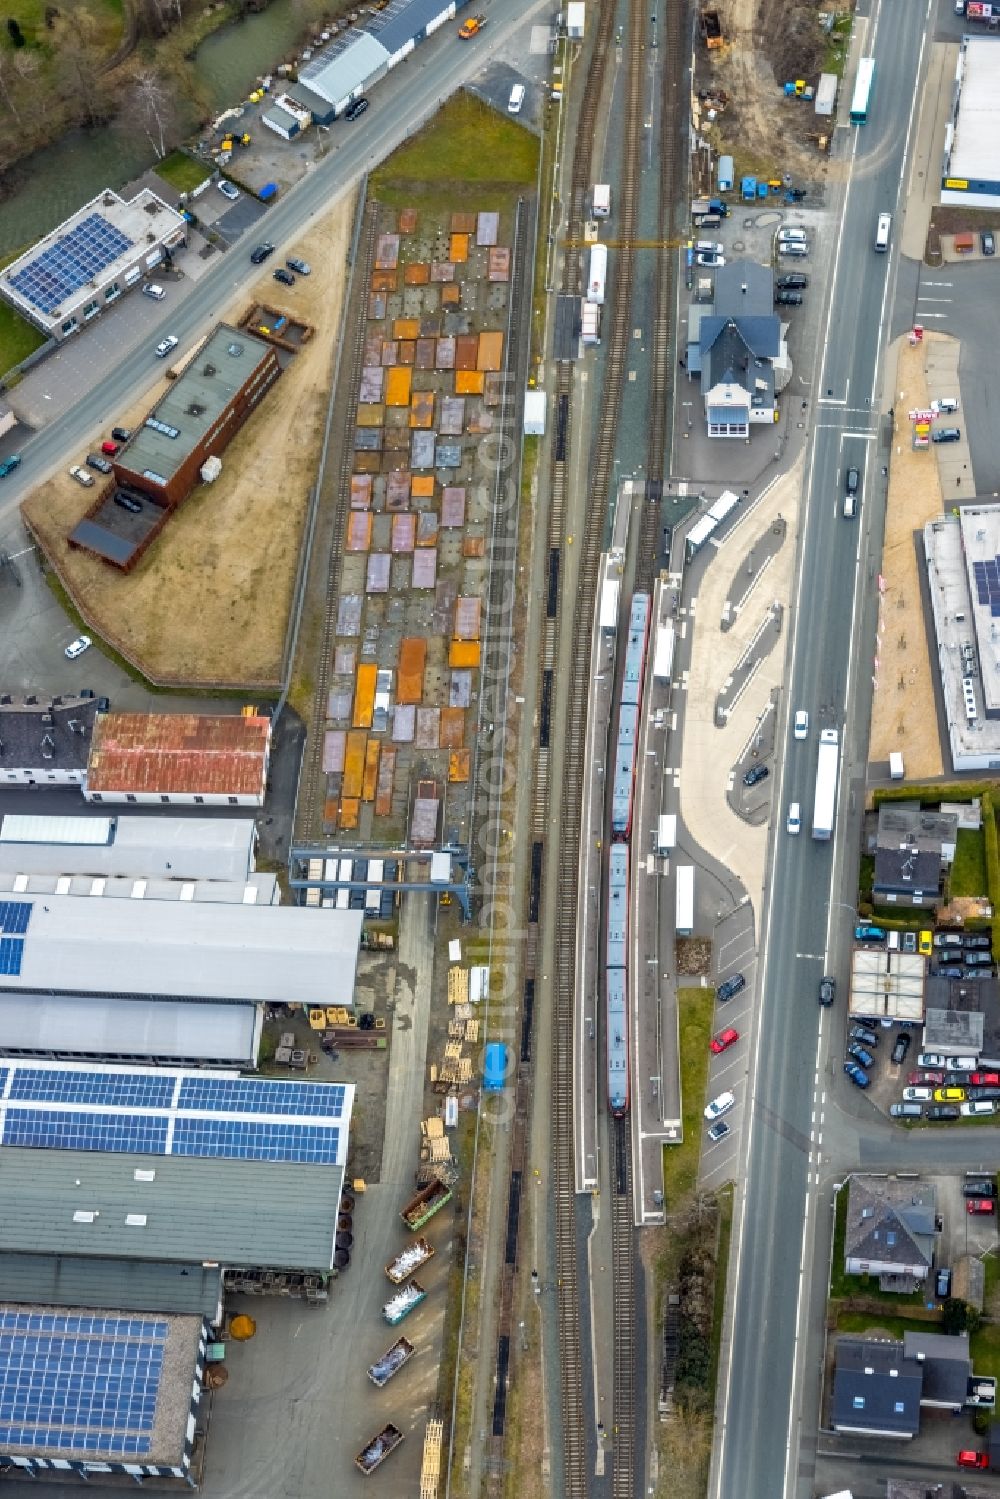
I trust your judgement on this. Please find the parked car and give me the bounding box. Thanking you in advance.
[775,290,802,306]
[793,709,809,739]
[903,1086,933,1101]
[344,96,370,119]
[710,1027,739,1055]
[218,180,240,202]
[68,465,94,487]
[918,1052,947,1068]
[717,973,746,1003]
[961,1100,996,1117]
[286,257,311,276]
[963,1180,997,1198]
[86,453,113,474]
[902,931,917,953]
[743,763,768,787]
[890,1102,923,1119]
[936,1267,953,1297]
[891,1033,912,1065]
[273,268,295,286]
[707,1118,730,1142]
[934,1087,967,1103]
[909,1070,944,1086]
[931,427,961,443]
[947,1056,978,1071]
[967,1198,996,1215]
[963,934,992,950]
[845,466,860,496]
[846,1044,874,1068]
[250,242,275,264]
[981,230,996,256]
[962,967,991,981]
[937,965,964,979]
[927,1104,960,1121]
[0,455,21,478]
[967,1086,1000,1102]
[114,492,142,514]
[141,282,166,299]
[855,924,886,943]
[919,930,933,955]
[704,1090,735,1121]
[507,82,526,113]
[111,427,131,443]
[64,635,92,660]
[100,440,119,456]
[154,335,178,359]
[934,932,964,948]
[957,1450,989,1470]
[963,950,993,966]
[971,1073,1000,1086]
[818,976,835,1007]
[850,1027,879,1047]
[777,273,808,289]
[844,1062,870,1089]
[696,251,725,267]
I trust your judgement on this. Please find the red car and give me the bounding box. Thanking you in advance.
[100,439,120,456]
[971,1072,1000,1086]
[710,1027,739,1056]
[967,1199,996,1216]
[908,1070,944,1086]
[957,1450,989,1469]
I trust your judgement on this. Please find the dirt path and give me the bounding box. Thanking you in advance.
[24,190,357,688]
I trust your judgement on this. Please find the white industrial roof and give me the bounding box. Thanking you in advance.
[0,992,258,1065]
[298,31,389,107]
[0,814,257,883]
[950,39,1000,184]
[0,871,277,905]
[849,950,925,1022]
[0,894,362,1007]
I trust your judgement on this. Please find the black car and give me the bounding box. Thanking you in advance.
[850,1026,879,1047]
[717,973,746,1003]
[775,290,802,306]
[845,466,860,496]
[982,230,996,257]
[777,273,808,289]
[891,1033,912,1065]
[963,967,992,982]
[86,453,113,474]
[936,1266,953,1298]
[963,934,992,950]
[963,1180,998,1198]
[964,950,993,966]
[250,242,275,264]
[113,492,142,514]
[110,426,132,443]
[818,976,835,1007]
[286,257,311,276]
[927,1104,960,1121]
[344,96,370,121]
[847,1043,874,1069]
[968,1087,1000,1102]
[936,965,964,979]
[273,267,295,286]
[743,763,769,787]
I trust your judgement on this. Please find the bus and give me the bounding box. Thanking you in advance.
[850,57,875,124]
[875,212,891,251]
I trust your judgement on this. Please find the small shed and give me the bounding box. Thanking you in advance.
[484,1042,508,1091]
[523,389,546,435]
[566,1,585,37]
[717,154,734,193]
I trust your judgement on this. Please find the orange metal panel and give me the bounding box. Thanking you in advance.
[440,706,465,748]
[449,233,469,262]
[454,334,479,371]
[448,640,481,669]
[393,318,421,340]
[409,389,435,428]
[346,511,372,552]
[477,331,504,371]
[455,370,485,395]
[404,262,430,285]
[339,796,360,830]
[397,638,427,704]
[342,731,367,799]
[353,663,377,729]
[451,212,477,233]
[385,366,412,408]
[362,737,380,801]
[449,750,471,783]
[410,475,435,498]
[371,269,397,292]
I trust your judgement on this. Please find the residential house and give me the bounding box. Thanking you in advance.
[844,1177,936,1288]
[871,802,958,908]
[687,260,785,438]
[832,1338,922,1438]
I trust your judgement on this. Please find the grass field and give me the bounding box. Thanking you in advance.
[661,986,715,1204]
[836,1309,935,1340]
[952,826,989,899]
[0,0,121,48]
[156,151,211,195]
[371,91,540,210]
[0,300,46,379]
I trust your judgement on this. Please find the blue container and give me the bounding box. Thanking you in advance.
[757,182,769,199]
[741,175,757,201]
[259,183,278,202]
[484,1042,508,1092]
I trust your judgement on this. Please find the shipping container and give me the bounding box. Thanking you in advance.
[362,738,380,801]
[343,732,367,799]
[398,638,427,705]
[476,331,504,371]
[676,865,694,935]
[353,663,377,729]
[587,242,608,305]
[484,1041,508,1090]
[373,670,392,733]
[657,814,677,855]
[581,301,600,345]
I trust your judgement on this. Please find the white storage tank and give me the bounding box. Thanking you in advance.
[586,242,607,305]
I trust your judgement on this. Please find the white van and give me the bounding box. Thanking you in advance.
[778,227,807,243]
[508,83,525,114]
[786,802,801,835]
[875,212,891,251]
[843,492,856,518]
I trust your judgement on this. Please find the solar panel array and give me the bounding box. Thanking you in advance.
[9,214,135,317]
[973,556,1000,617]
[0,1064,348,1166]
[0,1309,167,1457]
[0,900,32,978]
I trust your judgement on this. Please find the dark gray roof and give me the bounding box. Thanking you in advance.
[0,1147,345,1272]
[67,516,138,566]
[365,0,452,53]
[0,1252,221,1318]
[700,322,778,407]
[0,693,101,774]
[873,844,942,896]
[846,1176,936,1272]
[0,991,258,1066]
[876,801,959,848]
[902,1330,970,1406]
[832,1337,922,1435]
[713,257,774,315]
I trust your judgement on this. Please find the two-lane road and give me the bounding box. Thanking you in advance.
[714,5,935,1497]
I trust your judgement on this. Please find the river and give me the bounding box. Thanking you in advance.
[0,0,330,260]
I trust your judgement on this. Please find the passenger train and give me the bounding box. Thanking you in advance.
[605,591,651,1117]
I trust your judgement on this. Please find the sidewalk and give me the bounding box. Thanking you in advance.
[901,42,958,262]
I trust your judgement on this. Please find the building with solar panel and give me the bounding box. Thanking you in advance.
[0,1058,354,1482]
[923,503,1000,769]
[0,190,186,342]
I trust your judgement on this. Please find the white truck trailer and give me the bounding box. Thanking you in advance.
[812,728,840,841]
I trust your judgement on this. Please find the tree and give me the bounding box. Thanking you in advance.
[941,1297,981,1336]
[6,18,24,46]
[120,69,179,160]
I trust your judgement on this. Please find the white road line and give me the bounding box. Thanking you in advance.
[795,951,825,962]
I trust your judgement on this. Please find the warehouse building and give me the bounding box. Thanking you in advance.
[941,37,1000,208]
[923,505,1000,769]
[0,813,261,885]
[0,692,103,789]
[0,892,362,1010]
[0,189,187,343]
[0,1059,354,1481]
[85,711,272,807]
[69,324,280,570]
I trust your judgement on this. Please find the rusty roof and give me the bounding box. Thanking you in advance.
[87,713,270,797]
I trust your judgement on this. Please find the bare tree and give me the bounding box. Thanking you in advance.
[122,69,179,159]
[0,52,23,125]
